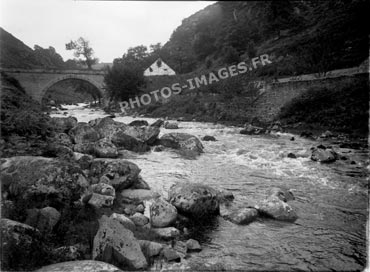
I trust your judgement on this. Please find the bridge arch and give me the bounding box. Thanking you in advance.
[40,74,105,101]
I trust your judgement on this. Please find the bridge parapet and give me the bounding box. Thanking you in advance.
[0,67,105,75]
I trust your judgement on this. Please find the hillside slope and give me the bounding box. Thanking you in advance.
[0,27,79,69]
[161,1,369,75]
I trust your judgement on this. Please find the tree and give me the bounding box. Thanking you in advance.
[104,62,146,102]
[65,37,98,70]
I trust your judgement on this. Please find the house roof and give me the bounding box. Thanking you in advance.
[144,58,176,76]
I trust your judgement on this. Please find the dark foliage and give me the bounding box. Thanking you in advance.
[278,76,369,134]
[104,62,146,101]
[0,72,54,138]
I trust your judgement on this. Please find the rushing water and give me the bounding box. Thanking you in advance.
[52,104,369,271]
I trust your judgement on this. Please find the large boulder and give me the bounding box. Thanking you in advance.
[121,126,160,145]
[92,215,147,269]
[1,218,48,271]
[311,146,337,163]
[111,131,150,152]
[150,198,178,228]
[159,133,204,154]
[34,260,123,272]
[89,117,127,140]
[168,183,219,217]
[256,196,298,222]
[88,159,141,191]
[1,156,89,209]
[50,116,77,133]
[90,117,159,151]
[74,140,118,158]
[69,123,100,144]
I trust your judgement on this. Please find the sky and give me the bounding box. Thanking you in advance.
[0,0,214,63]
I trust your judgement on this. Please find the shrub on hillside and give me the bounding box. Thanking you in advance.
[1,73,54,138]
[278,76,369,133]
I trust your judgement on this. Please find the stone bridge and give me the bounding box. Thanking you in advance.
[0,68,107,104]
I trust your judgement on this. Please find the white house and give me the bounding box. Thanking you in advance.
[144,58,176,76]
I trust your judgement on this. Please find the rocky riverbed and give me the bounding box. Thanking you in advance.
[1,103,368,271]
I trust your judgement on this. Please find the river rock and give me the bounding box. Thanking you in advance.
[51,116,78,133]
[110,213,136,231]
[150,198,178,228]
[111,131,149,152]
[129,120,149,127]
[168,183,219,217]
[164,122,179,129]
[201,135,217,141]
[118,189,160,204]
[121,126,160,145]
[139,240,163,258]
[224,208,258,225]
[186,239,202,252]
[89,117,127,139]
[162,248,181,262]
[256,196,298,222]
[52,245,81,262]
[150,227,180,239]
[1,156,89,208]
[320,130,335,138]
[69,123,100,144]
[25,206,61,232]
[1,218,46,271]
[159,133,204,154]
[150,119,164,128]
[287,152,297,158]
[74,152,93,169]
[311,146,337,163]
[89,159,141,191]
[88,193,115,209]
[130,212,149,226]
[216,189,235,203]
[53,132,73,148]
[91,183,116,196]
[300,131,315,140]
[269,187,295,202]
[153,145,165,152]
[92,139,119,158]
[92,215,147,269]
[34,260,123,272]
[44,143,75,161]
[240,124,266,135]
[130,176,151,190]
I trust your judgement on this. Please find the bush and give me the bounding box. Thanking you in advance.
[104,62,146,102]
[278,76,369,134]
[1,73,54,138]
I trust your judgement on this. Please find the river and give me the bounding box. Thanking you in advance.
[52,104,369,271]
